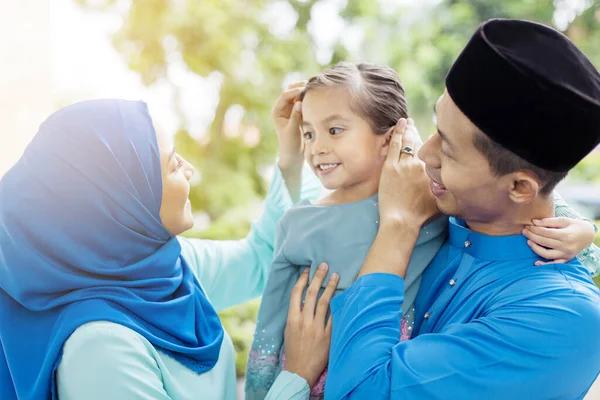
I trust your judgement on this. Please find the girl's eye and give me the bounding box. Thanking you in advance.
[329,127,343,135]
[303,131,315,140]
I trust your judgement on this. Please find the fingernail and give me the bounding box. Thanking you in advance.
[532,219,540,224]
[319,263,327,270]
[331,273,339,280]
[303,267,309,274]
[407,118,414,126]
[294,101,302,112]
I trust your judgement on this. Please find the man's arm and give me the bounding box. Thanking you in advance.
[326,274,600,399]
[357,222,420,278]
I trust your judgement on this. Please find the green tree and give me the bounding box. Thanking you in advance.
[78,0,600,236]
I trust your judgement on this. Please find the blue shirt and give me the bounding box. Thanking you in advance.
[327,217,600,399]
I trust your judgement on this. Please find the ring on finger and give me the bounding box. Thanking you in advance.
[401,146,414,156]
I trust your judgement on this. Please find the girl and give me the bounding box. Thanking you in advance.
[245,62,600,400]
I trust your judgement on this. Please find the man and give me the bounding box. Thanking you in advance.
[326,19,600,399]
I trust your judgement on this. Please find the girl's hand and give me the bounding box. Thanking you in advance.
[523,217,596,265]
[283,264,339,387]
[272,81,307,171]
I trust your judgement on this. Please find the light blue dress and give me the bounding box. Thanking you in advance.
[55,165,322,400]
[245,196,448,399]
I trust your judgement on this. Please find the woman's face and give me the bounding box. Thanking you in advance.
[155,124,195,236]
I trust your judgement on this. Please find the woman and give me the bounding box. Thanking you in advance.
[0,98,333,399]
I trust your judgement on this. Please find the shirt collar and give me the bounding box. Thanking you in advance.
[448,217,538,261]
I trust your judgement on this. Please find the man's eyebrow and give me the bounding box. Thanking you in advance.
[433,104,456,150]
[436,128,456,150]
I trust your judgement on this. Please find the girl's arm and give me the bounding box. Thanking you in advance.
[523,192,599,275]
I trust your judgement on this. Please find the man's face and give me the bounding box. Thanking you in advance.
[418,90,513,224]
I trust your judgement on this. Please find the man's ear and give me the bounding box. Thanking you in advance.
[507,171,541,204]
[380,127,394,157]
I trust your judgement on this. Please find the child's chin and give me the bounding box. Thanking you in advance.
[321,181,342,191]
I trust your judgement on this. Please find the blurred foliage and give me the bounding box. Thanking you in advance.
[79,0,600,376]
[571,152,600,184]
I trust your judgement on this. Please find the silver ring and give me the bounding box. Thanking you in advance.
[401,146,414,156]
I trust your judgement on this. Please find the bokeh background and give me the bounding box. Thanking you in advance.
[1,0,599,393]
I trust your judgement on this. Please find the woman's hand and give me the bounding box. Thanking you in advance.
[273,81,307,171]
[283,264,339,387]
[523,217,596,265]
[378,118,439,229]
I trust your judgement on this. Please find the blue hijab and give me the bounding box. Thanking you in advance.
[0,99,224,400]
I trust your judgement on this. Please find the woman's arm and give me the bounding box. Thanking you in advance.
[180,164,321,311]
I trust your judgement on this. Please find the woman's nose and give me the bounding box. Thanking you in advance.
[184,162,195,181]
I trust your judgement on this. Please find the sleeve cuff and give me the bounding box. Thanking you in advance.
[266,370,310,399]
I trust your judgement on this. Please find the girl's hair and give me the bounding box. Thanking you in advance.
[301,61,408,134]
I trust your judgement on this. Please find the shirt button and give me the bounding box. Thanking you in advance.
[449,279,456,286]
[424,312,431,319]
[464,240,471,248]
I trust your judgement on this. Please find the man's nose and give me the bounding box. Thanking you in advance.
[418,134,440,169]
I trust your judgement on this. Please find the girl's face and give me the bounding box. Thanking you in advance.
[301,87,389,195]
[155,124,196,236]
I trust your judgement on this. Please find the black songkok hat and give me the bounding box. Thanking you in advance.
[446,19,600,172]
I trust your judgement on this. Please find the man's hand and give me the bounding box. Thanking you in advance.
[378,118,439,229]
[359,118,438,278]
